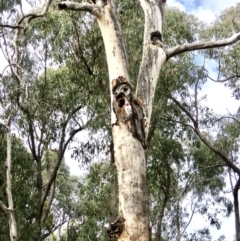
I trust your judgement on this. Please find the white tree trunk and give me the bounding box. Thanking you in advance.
[113,124,149,240]
[58,1,166,240]
[6,119,18,241]
[95,2,150,240]
[0,118,18,241]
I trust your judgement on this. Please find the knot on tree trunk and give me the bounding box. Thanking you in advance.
[107,215,125,240]
[112,76,147,148]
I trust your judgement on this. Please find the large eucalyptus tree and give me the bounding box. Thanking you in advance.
[55,1,240,240]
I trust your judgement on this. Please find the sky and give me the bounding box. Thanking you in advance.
[168,0,239,23]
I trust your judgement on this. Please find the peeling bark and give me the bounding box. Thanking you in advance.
[85,1,150,240]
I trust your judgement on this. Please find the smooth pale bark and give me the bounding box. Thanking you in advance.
[109,143,118,223]
[137,0,167,137]
[166,32,240,59]
[113,123,148,240]
[5,119,18,241]
[95,1,130,124]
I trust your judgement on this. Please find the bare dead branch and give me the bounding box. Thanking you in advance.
[1,0,52,32]
[207,74,240,83]
[0,24,24,30]
[19,0,52,25]
[166,32,240,59]
[58,1,101,17]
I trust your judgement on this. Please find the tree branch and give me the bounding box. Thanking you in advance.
[0,201,11,216]
[39,219,68,241]
[5,119,18,240]
[19,0,52,25]
[207,74,240,83]
[136,0,167,137]
[0,24,24,29]
[181,205,197,239]
[71,18,94,75]
[40,105,83,217]
[170,96,240,174]
[41,181,55,225]
[162,115,194,130]
[169,96,197,127]
[1,0,52,30]
[58,1,101,17]
[233,175,240,241]
[214,115,240,125]
[166,32,240,60]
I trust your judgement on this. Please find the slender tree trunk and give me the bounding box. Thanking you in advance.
[5,118,18,241]
[233,176,240,241]
[176,198,181,241]
[109,142,118,223]
[155,169,171,241]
